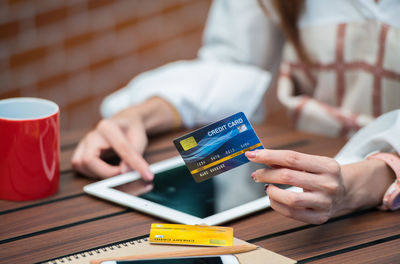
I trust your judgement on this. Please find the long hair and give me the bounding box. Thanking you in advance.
[258,0,309,63]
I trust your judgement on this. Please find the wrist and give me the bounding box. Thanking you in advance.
[112,97,181,135]
[367,152,400,210]
[111,104,143,127]
[339,159,394,215]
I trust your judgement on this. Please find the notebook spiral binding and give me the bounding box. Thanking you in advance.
[39,236,149,264]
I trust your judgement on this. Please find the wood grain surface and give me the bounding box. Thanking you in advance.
[1,124,399,264]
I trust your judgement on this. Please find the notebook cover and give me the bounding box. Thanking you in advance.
[40,237,296,264]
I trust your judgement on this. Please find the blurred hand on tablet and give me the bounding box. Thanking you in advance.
[72,97,181,180]
[246,149,394,224]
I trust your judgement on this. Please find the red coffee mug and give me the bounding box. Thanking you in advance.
[0,97,60,201]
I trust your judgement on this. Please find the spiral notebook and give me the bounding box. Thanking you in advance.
[39,236,296,264]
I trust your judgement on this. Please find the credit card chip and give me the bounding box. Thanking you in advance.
[180,136,197,151]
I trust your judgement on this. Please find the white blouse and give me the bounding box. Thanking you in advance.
[100,0,400,162]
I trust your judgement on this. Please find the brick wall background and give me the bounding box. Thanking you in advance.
[0,0,212,131]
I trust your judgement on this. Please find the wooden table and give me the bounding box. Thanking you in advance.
[1,124,399,263]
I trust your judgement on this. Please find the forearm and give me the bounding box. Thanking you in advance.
[112,96,181,135]
[337,159,396,216]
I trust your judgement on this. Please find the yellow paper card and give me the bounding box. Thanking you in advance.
[149,223,233,246]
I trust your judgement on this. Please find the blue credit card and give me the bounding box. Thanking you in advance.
[173,112,264,182]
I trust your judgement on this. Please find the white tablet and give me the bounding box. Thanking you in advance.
[84,156,300,225]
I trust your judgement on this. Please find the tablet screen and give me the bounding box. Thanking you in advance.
[113,163,268,218]
[103,255,236,264]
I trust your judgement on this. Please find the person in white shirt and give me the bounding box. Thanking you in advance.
[72,0,400,224]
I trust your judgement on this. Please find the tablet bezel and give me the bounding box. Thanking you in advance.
[84,156,300,225]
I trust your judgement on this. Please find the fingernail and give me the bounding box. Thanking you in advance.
[251,172,256,180]
[245,151,257,159]
[121,163,130,173]
[264,184,269,191]
[144,171,154,181]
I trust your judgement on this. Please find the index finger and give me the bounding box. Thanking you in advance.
[97,119,154,181]
[245,149,339,174]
